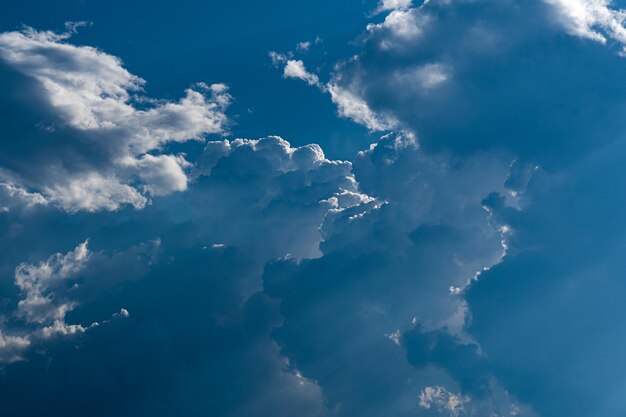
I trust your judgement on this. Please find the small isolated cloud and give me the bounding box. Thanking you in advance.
[0,27,230,212]
[270,52,321,87]
[283,60,321,86]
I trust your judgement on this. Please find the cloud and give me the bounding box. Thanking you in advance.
[295,0,626,164]
[327,83,399,131]
[262,133,526,416]
[15,240,91,325]
[0,131,365,415]
[462,137,626,417]
[419,386,469,417]
[191,136,363,260]
[0,28,230,212]
[269,50,398,131]
[0,183,47,212]
[0,239,158,363]
[283,60,322,86]
[375,0,414,13]
[367,8,429,41]
[5,2,626,415]
[544,0,626,49]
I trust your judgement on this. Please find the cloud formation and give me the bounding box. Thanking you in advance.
[4,1,626,416]
[0,27,230,212]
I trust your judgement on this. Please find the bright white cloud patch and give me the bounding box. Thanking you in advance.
[367,8,430,42]
[375,0,413,13]
[545,0,626,50]
[283,60,321,87]
[0,28,230,212]
[327,83,399,131]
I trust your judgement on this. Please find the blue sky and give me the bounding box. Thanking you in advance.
[2,1,626,417]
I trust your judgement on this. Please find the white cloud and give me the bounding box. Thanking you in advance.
[190,136,366,261]
[270,49,399,131]
[0,182,47,212]
[367,9,430,42]
[327,83,399,131]
[544,0,626,50]
[283,59,321,87]
[0,332,30,364]
[123,154,191,197]
[0,241,93,362]
[0,239,158,362]
[419,386,470,417]
[43,174,148,212]
[375,0,414,13]
[15,240,90,325]
[0,28,230,212]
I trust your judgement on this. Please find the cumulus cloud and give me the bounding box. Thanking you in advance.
[367,8,429,41]
[283,60,322,86]
[191,136,364,261]
[0,236,163,364]
[375,0,414,13]
[265,4,626,408]
[0,183,47,212]
[0,171,344,416]
[544,0,626,50]
[262,133,524,416]
[0,27,230,212]
[15,240,91,326]
[294,0,626,163]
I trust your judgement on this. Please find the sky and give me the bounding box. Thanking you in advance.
[1,1,626,416]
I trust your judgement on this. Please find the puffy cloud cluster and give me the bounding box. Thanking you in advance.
[0,27,230,212]
[190,136,363,260]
